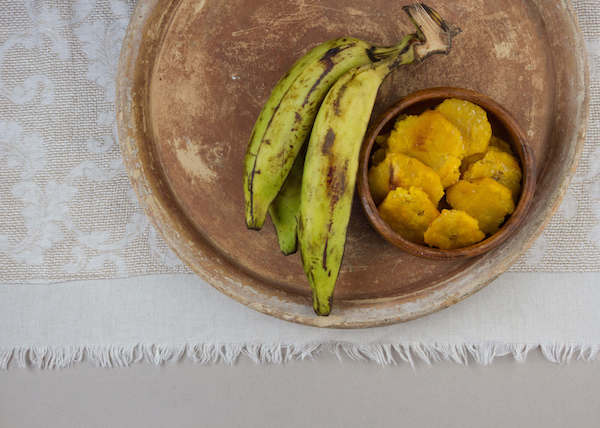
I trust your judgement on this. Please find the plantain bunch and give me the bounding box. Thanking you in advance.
[243,3,458,315]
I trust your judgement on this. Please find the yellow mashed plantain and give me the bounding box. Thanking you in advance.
[373,100,519,249]
[446,178,515,234]
[368,152,444,205]
[463,149,522,201]
[424,209,485,249]
[436,98,492,157]
[386,111,465,188]
[378,187,440,244]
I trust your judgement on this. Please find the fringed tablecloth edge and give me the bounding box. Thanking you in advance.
[2,342,599,369]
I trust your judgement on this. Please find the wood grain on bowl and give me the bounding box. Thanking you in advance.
[117,0,588,328]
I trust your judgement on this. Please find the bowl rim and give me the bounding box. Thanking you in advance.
[357,87,537,260]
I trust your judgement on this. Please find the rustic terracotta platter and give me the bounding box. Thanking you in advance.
[117,0,588,328]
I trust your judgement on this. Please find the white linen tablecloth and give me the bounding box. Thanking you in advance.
[0,0,599,368]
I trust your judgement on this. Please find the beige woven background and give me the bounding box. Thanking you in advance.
[0,0,598,284]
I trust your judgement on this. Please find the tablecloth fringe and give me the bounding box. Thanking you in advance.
[1,343,599,369]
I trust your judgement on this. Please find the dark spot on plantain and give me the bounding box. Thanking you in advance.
[302,66,332,108]
[342,159,348,181]
[295,112,302,123]
[322,238,328,270]
[301,44,353,108]
[326,164,335,188]
[322,128,335,155]
[321,44,353,63]
[366,46,378,62]
[336,160,348,197]
[320,221,334,271]
[333,84,348,116]
[325,159,348,211]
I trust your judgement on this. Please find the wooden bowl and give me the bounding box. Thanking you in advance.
[357,87,536,260]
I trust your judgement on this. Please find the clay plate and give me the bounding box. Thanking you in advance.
[117,0,588,328]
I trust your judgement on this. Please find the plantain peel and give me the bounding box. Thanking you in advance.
[244,37,422,230]
[299,59,404,316]
[268,146,305,255]
[299,4,459,316]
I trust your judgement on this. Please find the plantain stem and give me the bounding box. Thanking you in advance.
[368,33,420,62]
[370,3,460,64]
[402,3,461,60]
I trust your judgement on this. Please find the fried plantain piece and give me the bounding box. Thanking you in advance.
[463,148,522,201]
[446,178,515,234]
[378,187,440,244]
[424,209,485,249]
[368,152,444,205]
[436,98,492,157]
[387,111,465,188]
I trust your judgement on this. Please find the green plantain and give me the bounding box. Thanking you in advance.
[298,56,413,316]
[298,4,459,316]
[268,146,305,255]
[243,36,420,230]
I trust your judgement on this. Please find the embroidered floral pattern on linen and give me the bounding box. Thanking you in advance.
[0,0,598,282]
